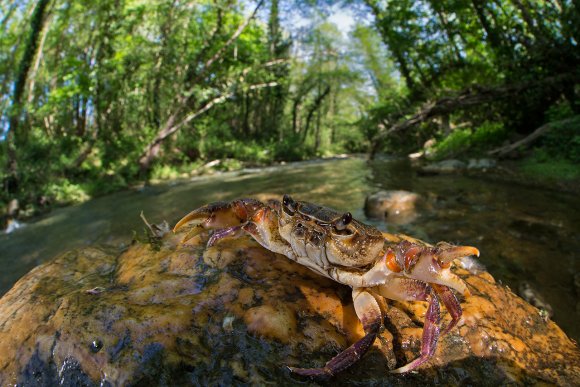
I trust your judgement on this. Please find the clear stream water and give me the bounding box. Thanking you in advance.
[1,157,579,342]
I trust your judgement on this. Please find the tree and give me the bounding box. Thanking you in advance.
[4,0,52,199]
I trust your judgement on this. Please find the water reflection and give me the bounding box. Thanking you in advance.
[0,157,578,342]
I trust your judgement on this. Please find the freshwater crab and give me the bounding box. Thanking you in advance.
[173,195,479,378]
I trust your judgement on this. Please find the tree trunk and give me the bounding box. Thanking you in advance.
[470,0,504,50]
[302,85,331,143]
[138,0,264,173]
[26,10,52,104]
[4,0,52,197]
[432,5,463,62]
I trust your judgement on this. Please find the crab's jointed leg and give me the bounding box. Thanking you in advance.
[288,288,382,380]
[371,277,443,373]
[390,289,441,374]
[207,225,243,246]
[432,283,462,335]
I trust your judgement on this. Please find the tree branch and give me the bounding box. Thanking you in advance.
[488,116,578,157]
[138,81,280,170]
[371,72,580,146]
[192,0,264,85]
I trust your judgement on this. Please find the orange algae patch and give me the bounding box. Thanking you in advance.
[244,304,297,344]
[237,288,254,305]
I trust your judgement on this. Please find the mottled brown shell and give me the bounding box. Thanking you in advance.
[277,197,385,268]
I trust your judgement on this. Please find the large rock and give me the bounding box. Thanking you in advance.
[364,190,423,224]
[1,231,579,385]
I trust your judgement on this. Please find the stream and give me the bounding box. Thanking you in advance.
[1,157,579,342]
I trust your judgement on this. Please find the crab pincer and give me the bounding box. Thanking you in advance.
[173,198,263,244]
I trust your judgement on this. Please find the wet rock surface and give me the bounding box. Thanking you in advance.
[1,232,579,386]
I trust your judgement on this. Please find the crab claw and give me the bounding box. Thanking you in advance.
[435,243,480,265]
[173,199,263,243]
[395,241,478,297]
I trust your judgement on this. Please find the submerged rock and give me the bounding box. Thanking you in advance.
[364,190,423,224]
[420,159,467,174]
[467,158,497,170]
[1,232,579,385]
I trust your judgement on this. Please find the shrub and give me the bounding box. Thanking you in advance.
[431,121,507,159]
[43,179,90,205]
[537,116,580,163]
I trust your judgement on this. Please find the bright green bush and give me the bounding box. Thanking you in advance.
[431,128,471,159]
[44,179,90,205]
[431,121,507,159]
[150,164,181,181]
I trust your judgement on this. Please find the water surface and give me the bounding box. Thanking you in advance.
[1,157,578,341]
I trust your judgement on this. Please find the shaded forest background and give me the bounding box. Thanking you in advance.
[1,0,579,218]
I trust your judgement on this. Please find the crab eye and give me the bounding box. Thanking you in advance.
[282,194,296,216]
[333,212,353,234]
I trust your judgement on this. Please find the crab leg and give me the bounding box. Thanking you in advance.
[207,225,243,246]
[432,284,462,335]
[289,288,382,380]
[391,289,441,374]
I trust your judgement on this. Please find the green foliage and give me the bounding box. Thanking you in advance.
[546,100,575,122]
[431,122,508,159]
[470,122,509,148]
[537,116,580,163]
[272,134,313,161]
[366,0,580,158]
[515,110,580,181]
[215,159,244,171]
[201,137,273,164]
[520,154,580,181]
[149,161,203,181]
[43,179,90,205]
[4,0,578,219]
[431,129,472,159]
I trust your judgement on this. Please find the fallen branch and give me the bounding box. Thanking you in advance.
[138,82,280,170]
[488,116,578,158]
[374,86,509,143]
[371,72,580,149]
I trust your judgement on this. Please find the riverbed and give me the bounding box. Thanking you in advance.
[1,157,578,341]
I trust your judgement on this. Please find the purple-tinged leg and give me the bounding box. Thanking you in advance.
[433,284,462,335]
[391,290,441,374]
[207,226,243,247]
[288,289,382,380]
